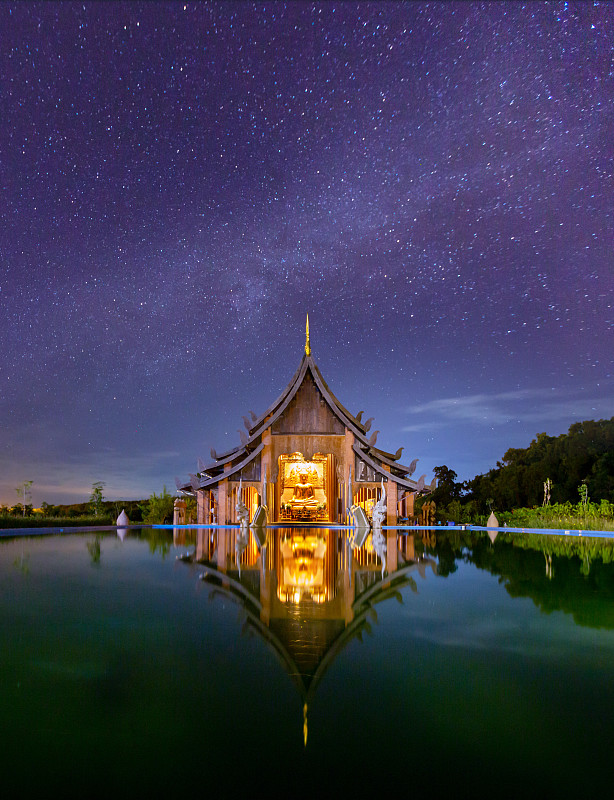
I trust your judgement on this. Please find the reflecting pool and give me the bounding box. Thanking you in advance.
[2,526,614,798]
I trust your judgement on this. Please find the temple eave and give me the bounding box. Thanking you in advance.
[197,442,265,489]
[351,442,421,491]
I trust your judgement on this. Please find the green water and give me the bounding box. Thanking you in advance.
[1,528,613,798]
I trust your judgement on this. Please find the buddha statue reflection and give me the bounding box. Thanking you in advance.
[290,471,318,507]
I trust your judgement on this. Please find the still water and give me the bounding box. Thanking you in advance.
[2,526,613,798]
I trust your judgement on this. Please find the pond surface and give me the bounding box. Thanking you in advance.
[2,526,614,798]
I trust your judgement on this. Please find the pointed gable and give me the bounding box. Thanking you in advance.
[272,368,345,435]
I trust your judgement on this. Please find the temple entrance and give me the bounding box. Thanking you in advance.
[276,451,337,523]
[353,485,383,521]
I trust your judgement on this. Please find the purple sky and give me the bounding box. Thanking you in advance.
[1,1,613,506]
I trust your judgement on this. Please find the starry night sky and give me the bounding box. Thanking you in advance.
[1,1,613,506]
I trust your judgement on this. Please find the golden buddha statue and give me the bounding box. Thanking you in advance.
[290,471,318,508]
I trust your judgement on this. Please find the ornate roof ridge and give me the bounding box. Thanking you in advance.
[309,361,367,432]
[351,442,422,491]
[210,444,245,462]
[356,442,416,472]
[246,354,308,433]
[208,346,380,471]
[244,352,367,443]
[197,442,265,489]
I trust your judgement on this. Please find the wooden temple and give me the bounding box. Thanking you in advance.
[179,318,434,525]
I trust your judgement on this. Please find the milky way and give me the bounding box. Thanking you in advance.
[1,2,612,505]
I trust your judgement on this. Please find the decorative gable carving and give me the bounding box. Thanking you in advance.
[272,371,344,435]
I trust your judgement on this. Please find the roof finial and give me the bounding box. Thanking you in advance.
[305,313,311,356]
[303,703,308,747]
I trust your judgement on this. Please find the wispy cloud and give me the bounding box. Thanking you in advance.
[403,387,614,431]
[400,421,447,434]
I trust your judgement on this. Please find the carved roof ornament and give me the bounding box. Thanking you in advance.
[235,478,249,527]
[305,313,311,356]
[363,416,375,432]
[367,430,380,446]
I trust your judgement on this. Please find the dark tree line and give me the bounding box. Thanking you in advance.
[428,417,614,518]
[40,499,147,521]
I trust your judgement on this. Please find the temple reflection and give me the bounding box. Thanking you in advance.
[279,533,327,603]
[171,523,614,747]
[177,525,435,742]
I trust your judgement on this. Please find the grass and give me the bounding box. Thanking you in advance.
[0,515,114,529]
[497,500,614,531]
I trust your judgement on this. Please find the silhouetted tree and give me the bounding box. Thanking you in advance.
[464,417,614,512]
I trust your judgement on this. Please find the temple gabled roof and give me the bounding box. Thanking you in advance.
[196,550,438,714]
[181,320,430,493]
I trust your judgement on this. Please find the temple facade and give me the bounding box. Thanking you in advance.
[179,319,434,525]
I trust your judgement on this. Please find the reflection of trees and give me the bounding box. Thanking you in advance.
[133,528,173,558]
[418,528,472,575]
[500,530,614,563]
[428,531,614,630]
[86,534,102,565]
[431,534,458,577]
[12,549,30,575]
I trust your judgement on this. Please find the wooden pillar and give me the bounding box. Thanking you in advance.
[197,490,206,524]
[261,427,272,517]
[405,491,415,521]
[386,531,397,573]
[382,465,396,526]
[218,478,228,525]
[387,480,397,526]
[404,534,415,561]
[217,528,229,572]
[342,560,353,625]
[196,529,207,561]
[344,428,355,517]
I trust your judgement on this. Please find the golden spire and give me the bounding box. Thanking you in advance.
[305,314,311,356]
[303,703,308,747]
